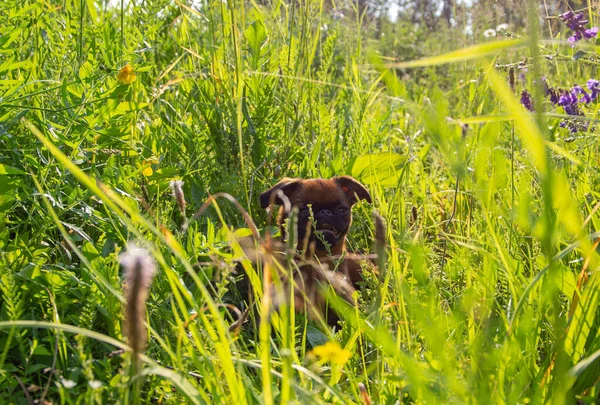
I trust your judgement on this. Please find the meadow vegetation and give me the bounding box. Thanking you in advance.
[1,0,600,403]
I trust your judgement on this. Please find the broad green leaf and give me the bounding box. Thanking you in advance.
[347,152,406,187]
[306,325,328,348]
[245,19,268,58]
[114,102,149,114]
[78,61,93,80]
[0,164,26,175]
[553,264,577,299]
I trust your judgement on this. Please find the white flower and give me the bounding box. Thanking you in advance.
[89,380,103,389]
[496,23,509,31]
[59,378,77,389]
[483,29,497,38]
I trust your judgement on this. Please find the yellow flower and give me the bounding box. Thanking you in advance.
[117,64,137,84]
[141,156,158,176]
[311,341,352,365]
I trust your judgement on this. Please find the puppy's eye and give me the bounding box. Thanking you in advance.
[336,207,349,215]
[298,206,309,214]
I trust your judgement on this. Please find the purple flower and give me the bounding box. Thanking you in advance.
[520,90,535,112]
[558,89,582,116]
[573,85,592,103]
[559,11,574,22]
[587,79,600,100]
[558,90,577,107]
[559,12,598,45]
[542,77,561,104]
[584,27,599,39]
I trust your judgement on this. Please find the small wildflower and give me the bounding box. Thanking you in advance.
[88,380,103,389]
[554,86,592,133]
[311,341,352,365]
[584,27,599,38]
[559,12,598,45]
[117,64,137,84]
[496,23,509,31]
[483,29,496,38]
[520,90,535,112]
[586,79,600,100]
[573,85,592,103]
[59,378,77,389]
[558,90,579,112]
[141,157,158,177]
[542,77,560,104]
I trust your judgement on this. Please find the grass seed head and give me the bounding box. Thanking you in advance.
[170,180,186,214]
[120,242,157,370]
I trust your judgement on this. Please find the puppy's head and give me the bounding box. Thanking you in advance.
[260,176,371,254]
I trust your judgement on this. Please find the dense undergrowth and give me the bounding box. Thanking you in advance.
[1,0,600,403]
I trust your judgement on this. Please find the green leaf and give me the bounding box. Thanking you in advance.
[553,265,577,301]
[347,152,406,187]
[572,49,587,61]
[245,20,268,58]
[33,345,52,356]
[306,325,328,348]
[78,61,93,80]
[0,164,26,175]
[114,102,149,114]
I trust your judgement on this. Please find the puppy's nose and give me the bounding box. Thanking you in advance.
[319,208,332,216]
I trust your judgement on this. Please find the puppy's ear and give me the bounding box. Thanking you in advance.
[333,176,372,205]
[260,178,301,208]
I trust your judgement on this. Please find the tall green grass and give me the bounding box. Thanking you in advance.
[1,0,600,403]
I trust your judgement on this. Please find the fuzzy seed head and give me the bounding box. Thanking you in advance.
[508,67,516,92]
[120,243,157,369]
[170,180,186,214]
[358,383,372,405]
[373,211,386,249]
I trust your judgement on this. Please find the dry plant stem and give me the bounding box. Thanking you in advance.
[14,375,33,405]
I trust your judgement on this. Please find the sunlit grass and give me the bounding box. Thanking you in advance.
[1,0,600,403]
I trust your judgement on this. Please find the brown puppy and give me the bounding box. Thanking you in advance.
[259,176,372,322]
